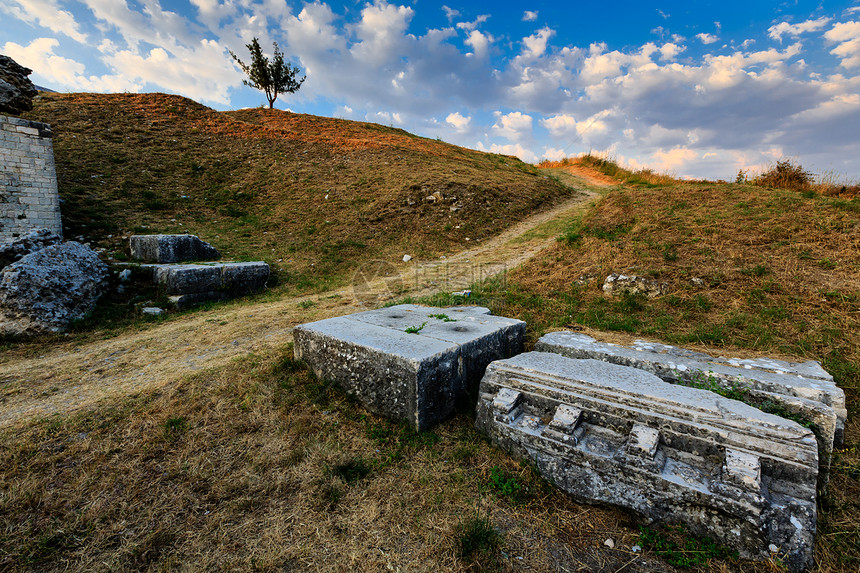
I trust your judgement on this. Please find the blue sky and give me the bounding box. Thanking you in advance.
[2,1,859,180]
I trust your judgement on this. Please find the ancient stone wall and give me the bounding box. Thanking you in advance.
[0,114,62,242]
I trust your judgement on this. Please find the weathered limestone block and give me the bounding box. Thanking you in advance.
[0,241,108,335]
[602,274,668,298]
[293,304,525,430]
[475,352,819,572]
[221,261,270,295]
[147,261,269,307]
[535,332,845,470]
[129,234,220,263]
[0,228,61,269]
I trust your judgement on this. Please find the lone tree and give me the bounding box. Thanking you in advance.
[230,38,305,109]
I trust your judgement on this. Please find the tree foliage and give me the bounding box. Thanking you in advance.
[230,38,305,109]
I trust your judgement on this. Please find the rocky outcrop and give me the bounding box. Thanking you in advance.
[0,242,109,335]
[0,55,38,115]
[602,274,667,298]
[0,228,62,270]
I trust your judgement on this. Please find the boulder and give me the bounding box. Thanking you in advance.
[0,55,38,115]
[0,242,109,335]
[0,228,62,270]
[602,274,667,298]
[475,352,818,572]
[129,234,220,263]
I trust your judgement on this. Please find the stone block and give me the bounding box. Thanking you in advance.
[221,261,269,295]
[129,234,220,263]
[475,352,818,572]
[153,263,221,295]
[293,305,525,431]
[536,332,844,472]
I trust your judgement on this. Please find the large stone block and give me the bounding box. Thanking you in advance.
[293,305,525,430]
[146,261,269,306]
[129,234,220,263]
[475,352,818,572]
[536,332,844,473]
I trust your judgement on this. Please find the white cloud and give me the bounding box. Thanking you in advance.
[442,6,459,22]
[464,30,493,58]
[2,37,137,92]
[446,112,471,130]
[696,33,719,45]
[825,21,860,68]
[351,1,415,66]
[479,142,538,163]
[542,147,566,161]
[523,11,538,22]
[456,15,490,32]
[104,38,239,104]
[652,147,698,171]
[2,0,88,43]
[521,27,555,59]
[367,110,402,125]
[659,43,685,61]
[492,111,533,141]
[768,17,832,41]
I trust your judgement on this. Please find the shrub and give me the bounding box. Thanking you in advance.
[752,160,814,191]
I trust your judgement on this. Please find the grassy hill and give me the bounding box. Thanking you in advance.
[23,92,573,293]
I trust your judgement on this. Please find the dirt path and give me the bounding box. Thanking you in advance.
[0,170,604,428]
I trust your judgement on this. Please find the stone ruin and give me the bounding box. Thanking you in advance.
[294,304,525,431]
[293,307,834,571]
[126,234,269,308]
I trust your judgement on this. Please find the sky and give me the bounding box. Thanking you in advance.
[2,1,860,180]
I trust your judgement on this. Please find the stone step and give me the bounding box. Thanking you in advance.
[475,351,818,572]
[293,304,525,431]
[129,234,220,263]
[536,331,844,475]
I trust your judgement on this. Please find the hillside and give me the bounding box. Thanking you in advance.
[22,92,573,293]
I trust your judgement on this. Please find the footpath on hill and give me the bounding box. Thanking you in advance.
[0,167,609,429]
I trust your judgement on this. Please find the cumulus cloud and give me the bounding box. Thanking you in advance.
[456,15,490,32]
[696,33,719,45]
[523,11,538,22]
[464,30,493,58]
[442,6,459,22]
[521,27,555,59]
[478,142,538,162]
[768,17,832,41]
[492,111,534,143]
[2,0,88,43]
[825,21,860,68]
[2,37,137,92]
[446,111,471,130]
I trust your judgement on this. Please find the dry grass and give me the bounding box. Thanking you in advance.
[540,155,682,188]
[744,160,859,198]
[23,92,573,295]
[0,348,683,572]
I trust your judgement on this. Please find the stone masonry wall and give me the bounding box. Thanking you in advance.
[0,114,62,242]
